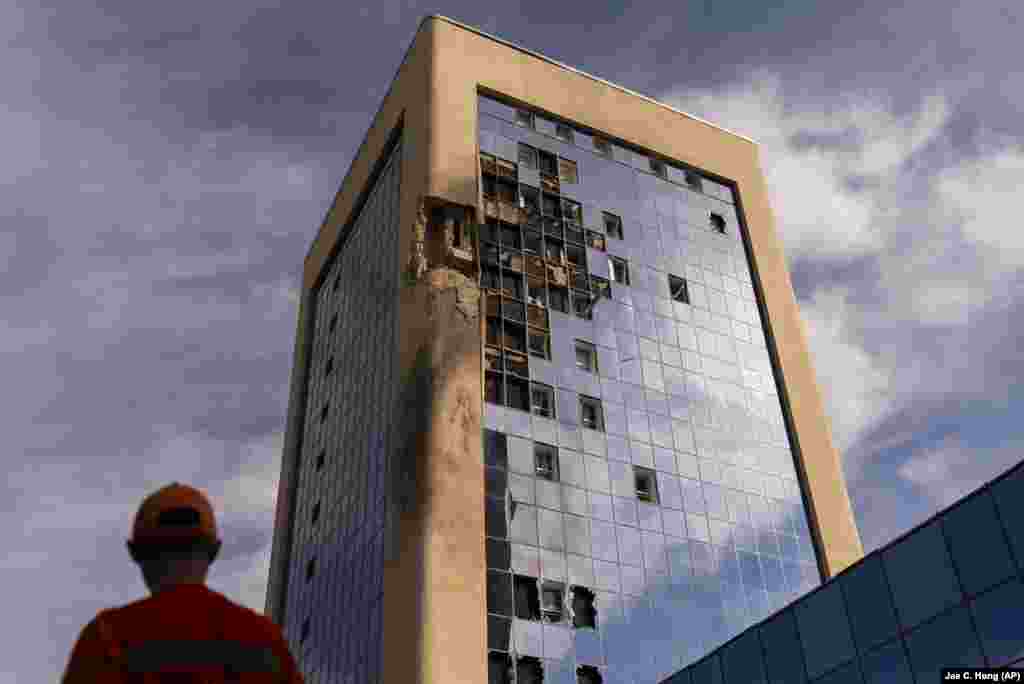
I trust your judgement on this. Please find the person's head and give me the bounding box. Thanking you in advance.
[126,483,222,594]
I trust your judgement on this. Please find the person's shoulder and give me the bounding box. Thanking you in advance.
[205,587,285,639]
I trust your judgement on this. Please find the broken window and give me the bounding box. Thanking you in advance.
[489,652,513,684]
[515,109,535,129]
[527,278,547,307]
[591,277,611,299]
[306,557,316,582]
[484,430,508,469]
[505,351,529,378]
[324,356,333,378]
[562,198,583,225]
[485,372,504,405]
[592,136,612,157]
[524,229,542,254]
[514,575,541,620]
[558,158,579,185]
[566,244,586,269]
[685,170,703,192]
[488,570,514,616]
[506,375,530,412]
[709,211,727,234]
[587,231,606,252]
[556,123,574,144]
[572,291,594,320]
[669,274,689,303]
[542,193,561,218]
[518,143,538,170]
[519,185,541,218]
[517,657,544,684]
[311,501,320,526]
[579,396,604,432]
[501,223,522,250]
[534,443,558,480]
[503,321,526,353]
[649,157,667,178]
[602,212,623,240]
[571,586,597,628]
[538,150,558,177]
[577,665,603,684]
[609,256,630,286]
[316,448,325,471]
[548,286,569,314]
[541,581,565,622]
[528,328,551,360]
[531,383,555,420]
[634,466,659,503]
[575,340,598,374]
[328,312,337,335]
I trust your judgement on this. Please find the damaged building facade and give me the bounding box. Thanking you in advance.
[266,15,863,684]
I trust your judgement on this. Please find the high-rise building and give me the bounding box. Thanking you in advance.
[266,15,863,684]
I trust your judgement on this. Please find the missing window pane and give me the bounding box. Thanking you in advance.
[685,171,703,192]
[649,158,667,178]
[580,396,605,432]
[602,212,623,240]
[669,274,689,303]
[710,212,727,234]
[634,466,659,503]
[531,384,555,419]
[514,575,541,620]
[609,256,630,286]
[575,340,598,373]
[556,123,574,144]
[507,376,530,412]
[577,665,603,684]
[534,443,559,481]
[571,586,597,628]
[541,581,565,623]
[528,328,551,360]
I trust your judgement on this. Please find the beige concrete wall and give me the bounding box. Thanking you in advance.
[292,13,863,682]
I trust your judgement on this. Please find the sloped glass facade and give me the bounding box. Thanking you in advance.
[662,462,1024,684]
[282,141,402,684]
[478,93,821,684]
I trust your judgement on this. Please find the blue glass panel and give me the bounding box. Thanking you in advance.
[904,604,985,682]
[759,609,806,684]
[942,492,1015,596]
[796,582,856,679]
[882,521,961,630]
[690,653,723,684]
[812,660,863,684]
[840,555,900,653]
[992,468,1024,571]
[970,578,1024,667]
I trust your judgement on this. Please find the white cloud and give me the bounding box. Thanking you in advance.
[899,435,1024,509]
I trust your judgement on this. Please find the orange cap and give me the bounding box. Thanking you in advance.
[130,482,219,547]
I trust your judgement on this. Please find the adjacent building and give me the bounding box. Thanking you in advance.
[266,15,863,684]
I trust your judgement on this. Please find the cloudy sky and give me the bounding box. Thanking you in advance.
[5,0,1022,681]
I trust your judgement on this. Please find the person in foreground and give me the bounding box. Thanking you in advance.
[61,482,305,683]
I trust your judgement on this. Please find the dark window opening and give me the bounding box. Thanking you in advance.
[300,618,310,645]
[549,286,569,314]
[535,443,559,480]
[520,185,541,218]
[319,404,328,424]
[565,224,585,246]
[482,174,497,200]
[649,158,667,178]
[566,244,586,269]
[311,501,320,525]
[328,312,337,334]
[324,356,333,377]
[541,581,565,623]
[489,615,512,652]
[505,350,529,378]
[486,496,508,539]
[556,124,574,144]
[609,257,630,286]
[562,199,583,225]
[514,575,541,620]
[503,321,527,353]
[502,271,524,300]
[517,657,544,684]
[580,396,604,432]
[634,466,659,503]
[316,449,325,471]
[710,212,727,234]
[486,466,507,499]
[306,557,316,582]
[497,179,517,205]
[572,586,597,628]
[524,229,543,254]
[488,570,514,616]
[572,291,594,320]
[332,275,340,293]
[593,136,612,157]
[485,372,504,405]
[518,143,538,170]
[489,652,513,684]
[685,171,703,192]
[542,193,561,218]
[603,212,623,240]
[543,217,563,240]
[577,665,603,684]
[527,278,546,307]
[571,269,589,292]
[669,274,689,303]
[496,158,517,180]
[487,538,511,571]
[575,340,598,373]
[486,317,502,347]
[484,430,508,469]
[515,109,535,129]
[531,383,555,419]
[528,328,551,360]
[485,347,503,374]
[482,266,501,291]
[538,151,558,177]
[507,376,530,412]
[544,237,565,264]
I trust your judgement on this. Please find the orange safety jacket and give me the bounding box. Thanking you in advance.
[61,583,305,683]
